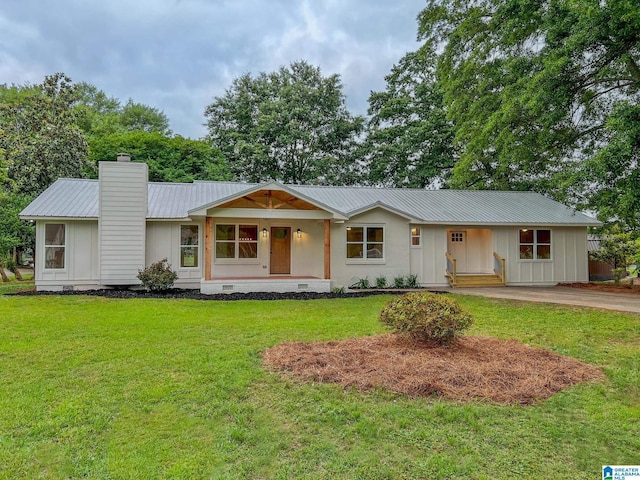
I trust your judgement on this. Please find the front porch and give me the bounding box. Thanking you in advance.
[201,276,331,294]
[446,251,506,287]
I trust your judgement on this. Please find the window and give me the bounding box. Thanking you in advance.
[411,227,421,246]
[346,226,384,259]
[451,232,464,242]
[44,223,65,269]
[519,229,551,260]
[215,224,258,259]
[180,225,199,268]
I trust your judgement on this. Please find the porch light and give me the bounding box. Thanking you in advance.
[296,228,302,239]
[346,226,351,231]
[262,228,268,238]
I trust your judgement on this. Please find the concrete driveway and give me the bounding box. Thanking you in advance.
[446,286,640,314]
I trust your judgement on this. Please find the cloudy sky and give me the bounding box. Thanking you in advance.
[1,0,425,138]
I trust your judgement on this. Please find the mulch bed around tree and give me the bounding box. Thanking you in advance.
[263,334,604,405]
[559,282,640,295]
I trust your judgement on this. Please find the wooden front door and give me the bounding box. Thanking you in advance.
[270,227,291,274]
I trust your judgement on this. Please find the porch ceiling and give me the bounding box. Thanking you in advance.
[217,189,319,211]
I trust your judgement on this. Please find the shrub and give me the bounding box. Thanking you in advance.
[379,292,473,345]
[137,258,178,292]
[375,275,387,288]
[350,277,370,289]
[405,274,420,288]
[393,275,406,288]
[332,286,346,294]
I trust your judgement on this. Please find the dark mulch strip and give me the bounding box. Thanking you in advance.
[559,282,640,295]
[8,288,418,301]
[263,334,605,405]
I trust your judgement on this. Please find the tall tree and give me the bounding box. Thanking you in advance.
[205,61,364,185]
[89,131,231,183]
[365,48,456,188]
[417,0,640,205]
[0,73,89,197]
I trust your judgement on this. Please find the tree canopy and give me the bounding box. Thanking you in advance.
[88,131,231,183]
[365,48,456,188]
[0,73,90,198]
[415,0,640,226]
[205,60,364,185]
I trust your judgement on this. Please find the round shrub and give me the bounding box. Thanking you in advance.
[137,258,178,292]
[379,292,473,345]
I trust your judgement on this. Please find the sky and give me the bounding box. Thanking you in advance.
[1,0,425,139]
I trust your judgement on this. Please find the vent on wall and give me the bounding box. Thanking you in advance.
[297,283,309,290]
[222,285,234,291]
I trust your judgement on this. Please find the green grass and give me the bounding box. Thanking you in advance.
[0,294,638,479]
[0,277,34,294]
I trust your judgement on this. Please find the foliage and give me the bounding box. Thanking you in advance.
[331,286,346,294]
[0,73,90,197]
[393,275,406,288]
[375,275,388,288]
[137,258,178,292]
[380,292,473,344]
[0,192,33,266]
[205,60,364,185]
[350,276,370,289]
[416,0,640,214]
[405,273,420,288]
[0,294,637,478]
[365,48,456,188]
[75,82,171,138]
[88,131,231,182]
[591,225,638,284]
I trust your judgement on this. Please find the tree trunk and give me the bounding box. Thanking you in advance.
[13,267,23,281]
[0,265,9,283]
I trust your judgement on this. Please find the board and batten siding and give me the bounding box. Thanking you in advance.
[493,226,589,284]
[99,161,148,285]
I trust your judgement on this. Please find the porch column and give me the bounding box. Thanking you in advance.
[205,217,212,281]
[324,219,331,279]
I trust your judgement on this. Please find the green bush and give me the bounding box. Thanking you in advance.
[379,292,473,345]
[375,275,387,288]
[393,275,406,288]
[137,258,178,292]
[405,274,420,288]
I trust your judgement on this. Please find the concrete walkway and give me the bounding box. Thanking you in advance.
[443,286,640,314]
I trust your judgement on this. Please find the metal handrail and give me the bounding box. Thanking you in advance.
[493,251,506,286]
[446,251,457,286]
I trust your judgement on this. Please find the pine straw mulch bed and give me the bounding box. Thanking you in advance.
[559,282,640,295]
[263,334,604,405]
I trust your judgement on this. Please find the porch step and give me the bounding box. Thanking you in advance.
[450,274,504,288]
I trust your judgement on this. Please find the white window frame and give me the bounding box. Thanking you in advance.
[411,226,421,247]
[44,223,66,270]
[518,228,552,261]
[214,223,259,264]
[345,224,385,264]
[179,224,200,269]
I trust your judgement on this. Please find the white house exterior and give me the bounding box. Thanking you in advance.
[20,158,601,293]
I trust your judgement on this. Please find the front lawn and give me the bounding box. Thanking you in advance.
[0,294,638,479]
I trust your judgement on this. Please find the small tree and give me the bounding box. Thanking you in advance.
[592,225,637,285]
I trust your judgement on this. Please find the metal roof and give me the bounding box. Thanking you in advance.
[20,178,601,226]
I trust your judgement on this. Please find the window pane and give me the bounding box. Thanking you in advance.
[238,242,257,259]
[367,243,383,258]
[519,245,533,259]
[239,225,257,241]
[367,227,383,243]
[346,227,363,242]
[519,229,534,243]
[216,224,235,240]
[45,247,65,268]
[537,245,551,259]
[45,224,65,245]
[181,225,198,246]
[411,227,419,236]
[537,229,551,244]
[411,236,421,246]
[181,246,198,267]
[347,244,363,258]
[215,242,235,258]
